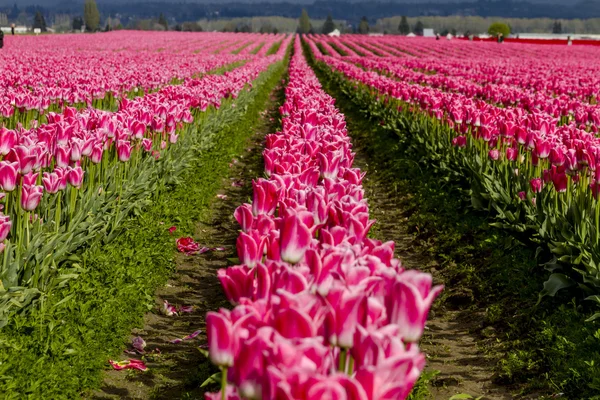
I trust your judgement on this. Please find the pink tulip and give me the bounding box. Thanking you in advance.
[279,214,311,264]
[0,214,12,241]
[67,166,84,188]
[252,179,278,216]
[386,271,443,342]
[205,311,235,367]
[21,185,43,211]
[488,149,500,161]
[0,161,19,192]
[218,266,254,304]
[236,231,263,268]
[325,286,364,348]
[0,128,16,156]
[55,146,71,168]
[90,144,104,164]
[117,140,133,162]
[234,204,254,232]
[530,178,543,193]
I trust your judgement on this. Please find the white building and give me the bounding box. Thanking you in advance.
[0,26,27,34]
[423,28,434,37]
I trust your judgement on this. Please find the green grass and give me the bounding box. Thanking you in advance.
[266,39,283,55]
[0,58,288,400]
[305,43,600,399]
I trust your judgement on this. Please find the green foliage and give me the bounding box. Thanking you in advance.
[322,14,335,34]
[33,11,47,32]
[83,0,100,32]
[298,8,311,34]
[398,16,410,35]
[158,12,168,30]
[414,20,424,36]
[488,21,510,37]
[266,40,283,56]
[552,20,562,34]
[0,59,287,399]
[358,16,369,34]
[72,16,84,31]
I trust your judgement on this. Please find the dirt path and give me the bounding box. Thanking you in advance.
[90,82,285,400]
[357,163,511,400]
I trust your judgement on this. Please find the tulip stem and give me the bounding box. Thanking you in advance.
[220,367,228,400]
[55,192,62,233]
[338,348,347,373]
[347,355,354,375]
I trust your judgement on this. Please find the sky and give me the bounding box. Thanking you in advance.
[4,0,581,5]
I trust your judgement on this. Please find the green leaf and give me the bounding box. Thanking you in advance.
[538,273,575,304]
[200,371,221,388]
[585,313,600,322]
[449,394,476,400]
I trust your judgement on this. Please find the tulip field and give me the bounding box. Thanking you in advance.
[307,34,600,307]
[2,28,600,399]
[0,31,288,320]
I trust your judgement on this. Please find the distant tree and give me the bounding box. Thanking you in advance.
[552,20,562,34]
[174,23,182,32]
[322,14,335,34]
[272,27,279,34]
[298,8,311,34]
[440,29,449,36]
[182,21,203,32]
[358,16,369,34]
[84,0,100,32]
[488,22,510,37]
[398,16,410,35]
[451,28,457,36]
[32,11,47,32]
[104,22,111,32]
[237,23,251,33]
[72,16,84,31]
[414,20,424,36]
[158,12,168,30]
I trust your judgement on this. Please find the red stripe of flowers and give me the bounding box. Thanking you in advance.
[204,36,442,400]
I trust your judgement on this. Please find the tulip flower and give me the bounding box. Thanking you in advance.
[0,128,16,156]
[279,213,312,264]
[0,215,12,242]
[237,231,264,268]
[0,161,19,192]
[117,140,133,162]
[251,179,278,216]
[234,205,254,232]
[67,166,84,189]
[205,312,235,368]
[530,178,543,193]
[21,185,43,211]
[386,271,443,342]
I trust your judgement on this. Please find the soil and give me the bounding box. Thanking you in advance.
[353,142,513,400]
[88,82,284,400]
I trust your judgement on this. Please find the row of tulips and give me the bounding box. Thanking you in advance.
[204,36,442,400]
[0,35,291,322]
[323,34,600,104]
[310,35,600,126]
[308,37,600,304]
[0,32,286,129]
